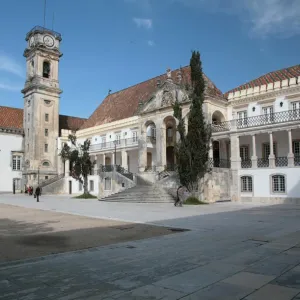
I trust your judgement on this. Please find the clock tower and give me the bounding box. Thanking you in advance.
[22,26,63,186]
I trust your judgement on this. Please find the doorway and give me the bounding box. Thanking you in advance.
[105,156,111,166]
[213,141,220,167]
[166,146,175,170]
[147,152,152,168]
[69,181,72,194]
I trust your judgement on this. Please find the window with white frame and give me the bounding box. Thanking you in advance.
[13,178,21,190]
[292,102,300,118]
[240,146,249,161]
[241,176,252,192]
[293,141,300,157]
[237,111,247,127]
[115,133,121,145]
[263,143,276,159]
[101,136,106,148]
[272,175,286,193]
[12,155,21,171]
[132,131,138,142]
[263,106,274,123]
[89,180,94,192]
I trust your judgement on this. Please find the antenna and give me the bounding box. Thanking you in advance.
[52,12,55,30]
[43,0,47,28]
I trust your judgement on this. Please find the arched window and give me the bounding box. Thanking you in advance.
[43,61,50,78]
[241,176,252,192]
[272,175,286,193]
[42,161,50,167]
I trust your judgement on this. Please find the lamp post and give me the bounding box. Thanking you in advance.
[37,166,40,186]
[113,140,117,165]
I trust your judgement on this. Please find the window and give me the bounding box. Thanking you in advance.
[167,127,173,137]
[263,143,276,159]
[132,131,138,142]
[240,146,249,161]
[292,102,300,118]
[241,176,252,192]
[89,180,94,192]
[263,106,274,123]
[45,129,48,136]
[293,141,300,156]
[45,176,48,180]
[79,182,82,191]
[28,113,30,122]
[101,136,106,148]
[237,111,247,127]
[43,61,50,78]
[45,144,48,153]
[105,177,111,190]
[272,175,286,193]
[45,113,49,122]
[13,178,21,190]
[42,161,50,167]
[12,155,21,171]
[115,134,121,145]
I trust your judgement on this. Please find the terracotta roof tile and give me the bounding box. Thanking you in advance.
[80,66,224,130]
[0,105,86,133]
[0,106,23,130]
[225,64,300,97]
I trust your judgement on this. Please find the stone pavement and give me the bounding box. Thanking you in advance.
[1,195,300,299]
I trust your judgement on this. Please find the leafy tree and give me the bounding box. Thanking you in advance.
[60,134,93,196]
[173,50,211,197]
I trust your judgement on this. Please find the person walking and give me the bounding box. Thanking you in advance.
[35,186,41,202]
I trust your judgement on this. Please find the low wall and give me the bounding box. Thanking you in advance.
[98,171,136,199]
[240,197,300,205]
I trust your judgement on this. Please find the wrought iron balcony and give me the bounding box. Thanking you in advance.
[208,158,231,168]
[211,109,300,133]
[257,158,269,168]
[294,156,300,166]
[241,159,252,168]
[275,157,288,167]
[89,137,138,152]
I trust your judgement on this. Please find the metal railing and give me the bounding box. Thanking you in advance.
[97,165,134,181]
[145,166,157,172]
[90,137,139,152]
[211,109,300,133]
[241,159,252,169]
[208,158,231,168]
[115,165,134,181]
[294,156,300,166]
[257,158,269,168]
[275,157,288,167]
[39,174,64,188]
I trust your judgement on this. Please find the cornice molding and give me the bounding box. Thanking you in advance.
[0,127,24,135]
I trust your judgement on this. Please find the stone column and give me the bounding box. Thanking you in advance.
[65,159,70,177]
[138,131,147,172]
[287,129,294,167]
[112,152,116,165]
[184,115,188,134]
[268,131,275,168]
[121,150,128,169]
[155,119,166,172]
[251,134,257,168]
[230,134,240,202]
[103,153,106,165]
[209,139,213,159]
[93,155,98,175]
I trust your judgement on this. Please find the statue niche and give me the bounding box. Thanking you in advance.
[161,90,174,107]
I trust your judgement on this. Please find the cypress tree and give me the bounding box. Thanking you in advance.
[173,50,211,197]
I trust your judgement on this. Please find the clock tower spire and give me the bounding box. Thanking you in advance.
[22,26,63,186]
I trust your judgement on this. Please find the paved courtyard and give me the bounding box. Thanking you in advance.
[1,195,300,299]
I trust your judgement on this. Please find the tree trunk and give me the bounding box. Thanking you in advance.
[83,176,88,195]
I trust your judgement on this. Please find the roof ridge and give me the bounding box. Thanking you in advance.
[0,105,23,111]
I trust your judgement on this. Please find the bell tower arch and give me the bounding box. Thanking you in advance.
[22,26,63,186]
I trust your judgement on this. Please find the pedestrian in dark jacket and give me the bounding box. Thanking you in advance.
[35,186,41,202]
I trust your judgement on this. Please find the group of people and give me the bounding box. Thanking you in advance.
[25,185,42,202]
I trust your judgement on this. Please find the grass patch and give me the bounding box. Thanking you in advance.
[74,193,98,199]
[184,196,208,205]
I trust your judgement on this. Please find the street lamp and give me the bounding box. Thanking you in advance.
[113,140,117,165]
[37,166,40,185]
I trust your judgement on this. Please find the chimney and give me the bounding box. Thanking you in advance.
[166,68,172,82]
[157,79,161,87]
[177,70,182,84]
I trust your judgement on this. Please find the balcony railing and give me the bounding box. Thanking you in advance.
[241,159,252,169]
[147,136,156,144]
[294,156,300,166]
[208,158,231,168]
[90,137,138,152]
[275,157,288,167]
[211,109,300,133]
[257,158,269,168]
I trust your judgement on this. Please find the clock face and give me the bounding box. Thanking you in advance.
[29,36,35,47]
[43,35,54,48]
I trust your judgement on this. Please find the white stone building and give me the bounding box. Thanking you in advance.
[1,25,300,204]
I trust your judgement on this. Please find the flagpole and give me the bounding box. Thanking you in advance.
[43,0,47,28]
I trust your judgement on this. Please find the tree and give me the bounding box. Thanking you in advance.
[60,134,93,197]
[173,50,211,197]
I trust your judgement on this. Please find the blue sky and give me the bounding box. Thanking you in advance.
[0,0,299,118]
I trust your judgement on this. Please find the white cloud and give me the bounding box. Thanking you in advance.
[0,55,24,77]
[0,82,22,91]
[147,40,155,46]
[170,0,300,38]
[133,18,152,29]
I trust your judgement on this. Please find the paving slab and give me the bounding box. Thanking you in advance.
[244,284,300,300]
[271,265,300,289]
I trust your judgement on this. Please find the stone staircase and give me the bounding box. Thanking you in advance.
[39,174,64,188]
[100,176,175,203]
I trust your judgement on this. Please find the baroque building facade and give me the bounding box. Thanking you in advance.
[0,26,300,204]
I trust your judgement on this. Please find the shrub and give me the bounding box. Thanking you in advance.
[184,196,208,205]
[74,193,97,199]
